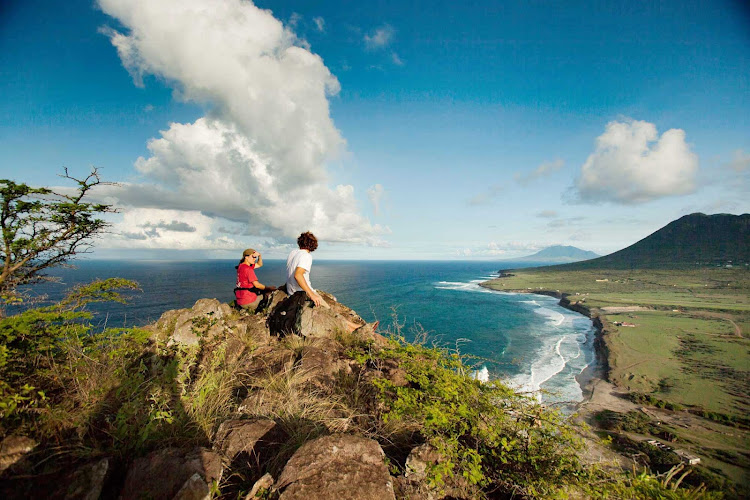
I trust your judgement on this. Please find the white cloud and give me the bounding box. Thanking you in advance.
[97,0,384,246]
[367,184,385,215]
[313,16,325,32]
[391,52,404,66]
[108,209,240,250]
[364,24,394,49]
[514,158,564,185]
[574,119,699,204]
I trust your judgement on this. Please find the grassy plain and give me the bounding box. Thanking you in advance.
[483,267,750,489]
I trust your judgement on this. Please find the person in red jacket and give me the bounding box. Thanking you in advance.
[235,248,275,311]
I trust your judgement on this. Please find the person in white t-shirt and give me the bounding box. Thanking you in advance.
[285,231,375,333]
[286,231,326,307]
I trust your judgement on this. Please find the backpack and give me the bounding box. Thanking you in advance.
[267,291,308,337]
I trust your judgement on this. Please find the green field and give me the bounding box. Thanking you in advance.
[484,268,750,416]
[484,267,750,488]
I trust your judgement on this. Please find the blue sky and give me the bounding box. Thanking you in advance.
[1,0,748,260]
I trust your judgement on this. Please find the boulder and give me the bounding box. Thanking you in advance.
[297,305,353,339]
[268,291,369,339]
[150,298,230,346]
[214,418,288,466]
[275,434,395,500]
[0,435,37,474]
[120,447,222,500]
[298,338,345,386]
[63,458,109,500]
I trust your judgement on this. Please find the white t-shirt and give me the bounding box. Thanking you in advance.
[286,248,313,295]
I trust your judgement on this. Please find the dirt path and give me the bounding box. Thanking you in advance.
[682,310,743,338]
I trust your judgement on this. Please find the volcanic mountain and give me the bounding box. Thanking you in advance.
[552,213,749,270]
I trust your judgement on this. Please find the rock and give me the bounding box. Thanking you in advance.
[120,447,222,500]
[405,444,442,481]
[402,444,474,499]
[156,298,229,346]
[173,473,210,500]
[268,291,367,339]
[214,418,288,465]
[352,322,389,347]
[297,304,353,339]
[63,458,109,500]
[245,473,274,499]
[298,338,345,385]
[275,434,395,500]
[257,289,288,315]
[0,435,37,474]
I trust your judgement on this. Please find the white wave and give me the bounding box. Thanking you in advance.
[434,281,494,293]
[532,307,566,327]
[472,365,490,383]
[433,275,596,406]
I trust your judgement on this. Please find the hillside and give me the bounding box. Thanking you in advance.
[548,213,750,270]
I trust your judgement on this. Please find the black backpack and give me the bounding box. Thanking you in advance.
[267,291,308,337]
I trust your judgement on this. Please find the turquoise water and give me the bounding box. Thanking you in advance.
[25,259,595,405]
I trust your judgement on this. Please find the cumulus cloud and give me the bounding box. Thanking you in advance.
[97,0,384,247]
[313,16,325,32]
[107,209,240,250]
[727,149,750,173]
[364,24,394,49]
[515,158,564,185]
[141,220,196,232]
[367,184,385,215]
[574,119,699,204]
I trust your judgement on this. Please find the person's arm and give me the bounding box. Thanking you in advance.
[294,266,323,306]
[251,280,276,292]
[253,252,263,269]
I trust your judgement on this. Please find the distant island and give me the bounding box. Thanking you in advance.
[498,245,599,268]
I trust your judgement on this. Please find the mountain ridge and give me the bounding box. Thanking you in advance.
[542,213,750,270]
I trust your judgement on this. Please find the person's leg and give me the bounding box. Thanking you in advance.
[239,295,262,312]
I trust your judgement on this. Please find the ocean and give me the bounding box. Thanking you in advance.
[21,259,596,406]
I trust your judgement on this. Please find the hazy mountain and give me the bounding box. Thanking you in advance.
[502,245,599,264]
[553,213,750,270]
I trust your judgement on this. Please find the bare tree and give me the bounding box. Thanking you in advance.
[0,168,116,296]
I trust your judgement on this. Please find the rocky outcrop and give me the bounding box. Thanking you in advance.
[275,434,395,500]
[2,291,421,500]
[149,298,234,346]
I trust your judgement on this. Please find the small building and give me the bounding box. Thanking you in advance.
[675,450,701,465]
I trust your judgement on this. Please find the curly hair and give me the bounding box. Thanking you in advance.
[297,231,318,252]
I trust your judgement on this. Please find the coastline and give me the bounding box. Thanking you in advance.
[477,280,609,409]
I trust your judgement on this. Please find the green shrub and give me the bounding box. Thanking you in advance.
[361,337,584,495]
